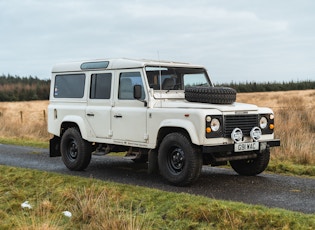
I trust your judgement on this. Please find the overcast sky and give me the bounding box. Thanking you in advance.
[1,0,315,83]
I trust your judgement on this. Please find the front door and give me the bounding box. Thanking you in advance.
[111,70,147,143]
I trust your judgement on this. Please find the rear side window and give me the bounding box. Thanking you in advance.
[54,74,85,98]
[90,73,112,99]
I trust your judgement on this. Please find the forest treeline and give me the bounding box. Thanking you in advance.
[218,80,315,93]
[0,74,50,101]
[0,74,314,101]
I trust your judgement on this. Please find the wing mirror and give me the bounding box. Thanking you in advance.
[133,85,142,100]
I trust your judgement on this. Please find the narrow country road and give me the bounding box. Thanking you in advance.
[0,143,314,214]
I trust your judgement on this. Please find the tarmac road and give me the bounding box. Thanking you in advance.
[0,143,314,214]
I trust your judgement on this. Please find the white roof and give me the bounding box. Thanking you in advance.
[52,58,204,73]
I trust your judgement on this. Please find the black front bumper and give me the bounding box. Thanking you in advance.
[202,139,280,154]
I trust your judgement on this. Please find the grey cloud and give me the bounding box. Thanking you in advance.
[0,0,314,82]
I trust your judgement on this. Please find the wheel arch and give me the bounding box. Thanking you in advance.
[60,116,88,139]
[157,119,200,146]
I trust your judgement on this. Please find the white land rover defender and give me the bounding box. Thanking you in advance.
[48,58,280,186]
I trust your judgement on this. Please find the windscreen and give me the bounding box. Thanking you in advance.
[145,66,211,91]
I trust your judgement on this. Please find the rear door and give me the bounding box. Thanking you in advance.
[86,72,113,138]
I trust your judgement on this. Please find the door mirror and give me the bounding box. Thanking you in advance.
[134,85,142,99]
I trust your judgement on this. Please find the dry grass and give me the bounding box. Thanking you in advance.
[237,89,315,165]
[0,100,49,141]
[63,185,149,230]
[0,89,314,165]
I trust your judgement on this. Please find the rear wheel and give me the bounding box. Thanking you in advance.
[158,133,202,186]
[61,128,92,171]
[230,149,270,176]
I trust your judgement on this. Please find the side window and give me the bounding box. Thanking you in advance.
[54,74,85,98]
[90,73,112,99]
[118,72,144,100]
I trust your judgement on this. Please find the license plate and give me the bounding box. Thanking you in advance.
[234,142,259,152]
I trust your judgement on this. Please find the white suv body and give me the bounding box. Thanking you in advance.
[48,58,280,186]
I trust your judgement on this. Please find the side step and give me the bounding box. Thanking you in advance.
[123,151,145,160]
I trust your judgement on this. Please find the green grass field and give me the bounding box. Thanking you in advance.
[1,165,314,229]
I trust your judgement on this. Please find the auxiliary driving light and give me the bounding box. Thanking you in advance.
[250,127,262,141]
[231,128,243,143]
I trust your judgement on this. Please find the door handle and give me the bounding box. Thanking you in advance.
[114,114,122,118]
[87,113,94,117]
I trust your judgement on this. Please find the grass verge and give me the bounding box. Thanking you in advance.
[0,137,48,149]
[0,165,314,229]
[268,160,315,178]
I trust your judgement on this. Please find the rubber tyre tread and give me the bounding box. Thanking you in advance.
[230,150,270,176]
[61,128,92,171]
[158,133,202,186]
[185,86,236,104]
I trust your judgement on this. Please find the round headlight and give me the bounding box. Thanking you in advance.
[259,117,268,129]
[210,118,220,132]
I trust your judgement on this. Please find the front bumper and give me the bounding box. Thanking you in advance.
[202,139,280,154]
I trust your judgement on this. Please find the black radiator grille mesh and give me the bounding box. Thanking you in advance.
[224,114,258,137]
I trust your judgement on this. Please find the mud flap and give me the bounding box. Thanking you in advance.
[148,149,158,174]
[49,136,61,157]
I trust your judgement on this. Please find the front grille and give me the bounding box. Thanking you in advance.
[224,114,258,137]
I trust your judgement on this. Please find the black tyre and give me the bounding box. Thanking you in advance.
[185,86,236,104]
[158,133,202,186]
[61,128,92,171]
[230,150,270,176]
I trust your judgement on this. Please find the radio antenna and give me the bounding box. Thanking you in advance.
[157,51,162,90]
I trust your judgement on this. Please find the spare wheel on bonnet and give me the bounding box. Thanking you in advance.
[185,86,237,104]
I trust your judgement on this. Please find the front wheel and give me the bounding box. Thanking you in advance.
[230,149,270,176]
[158,133,202,186]
[60,128,92,171]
